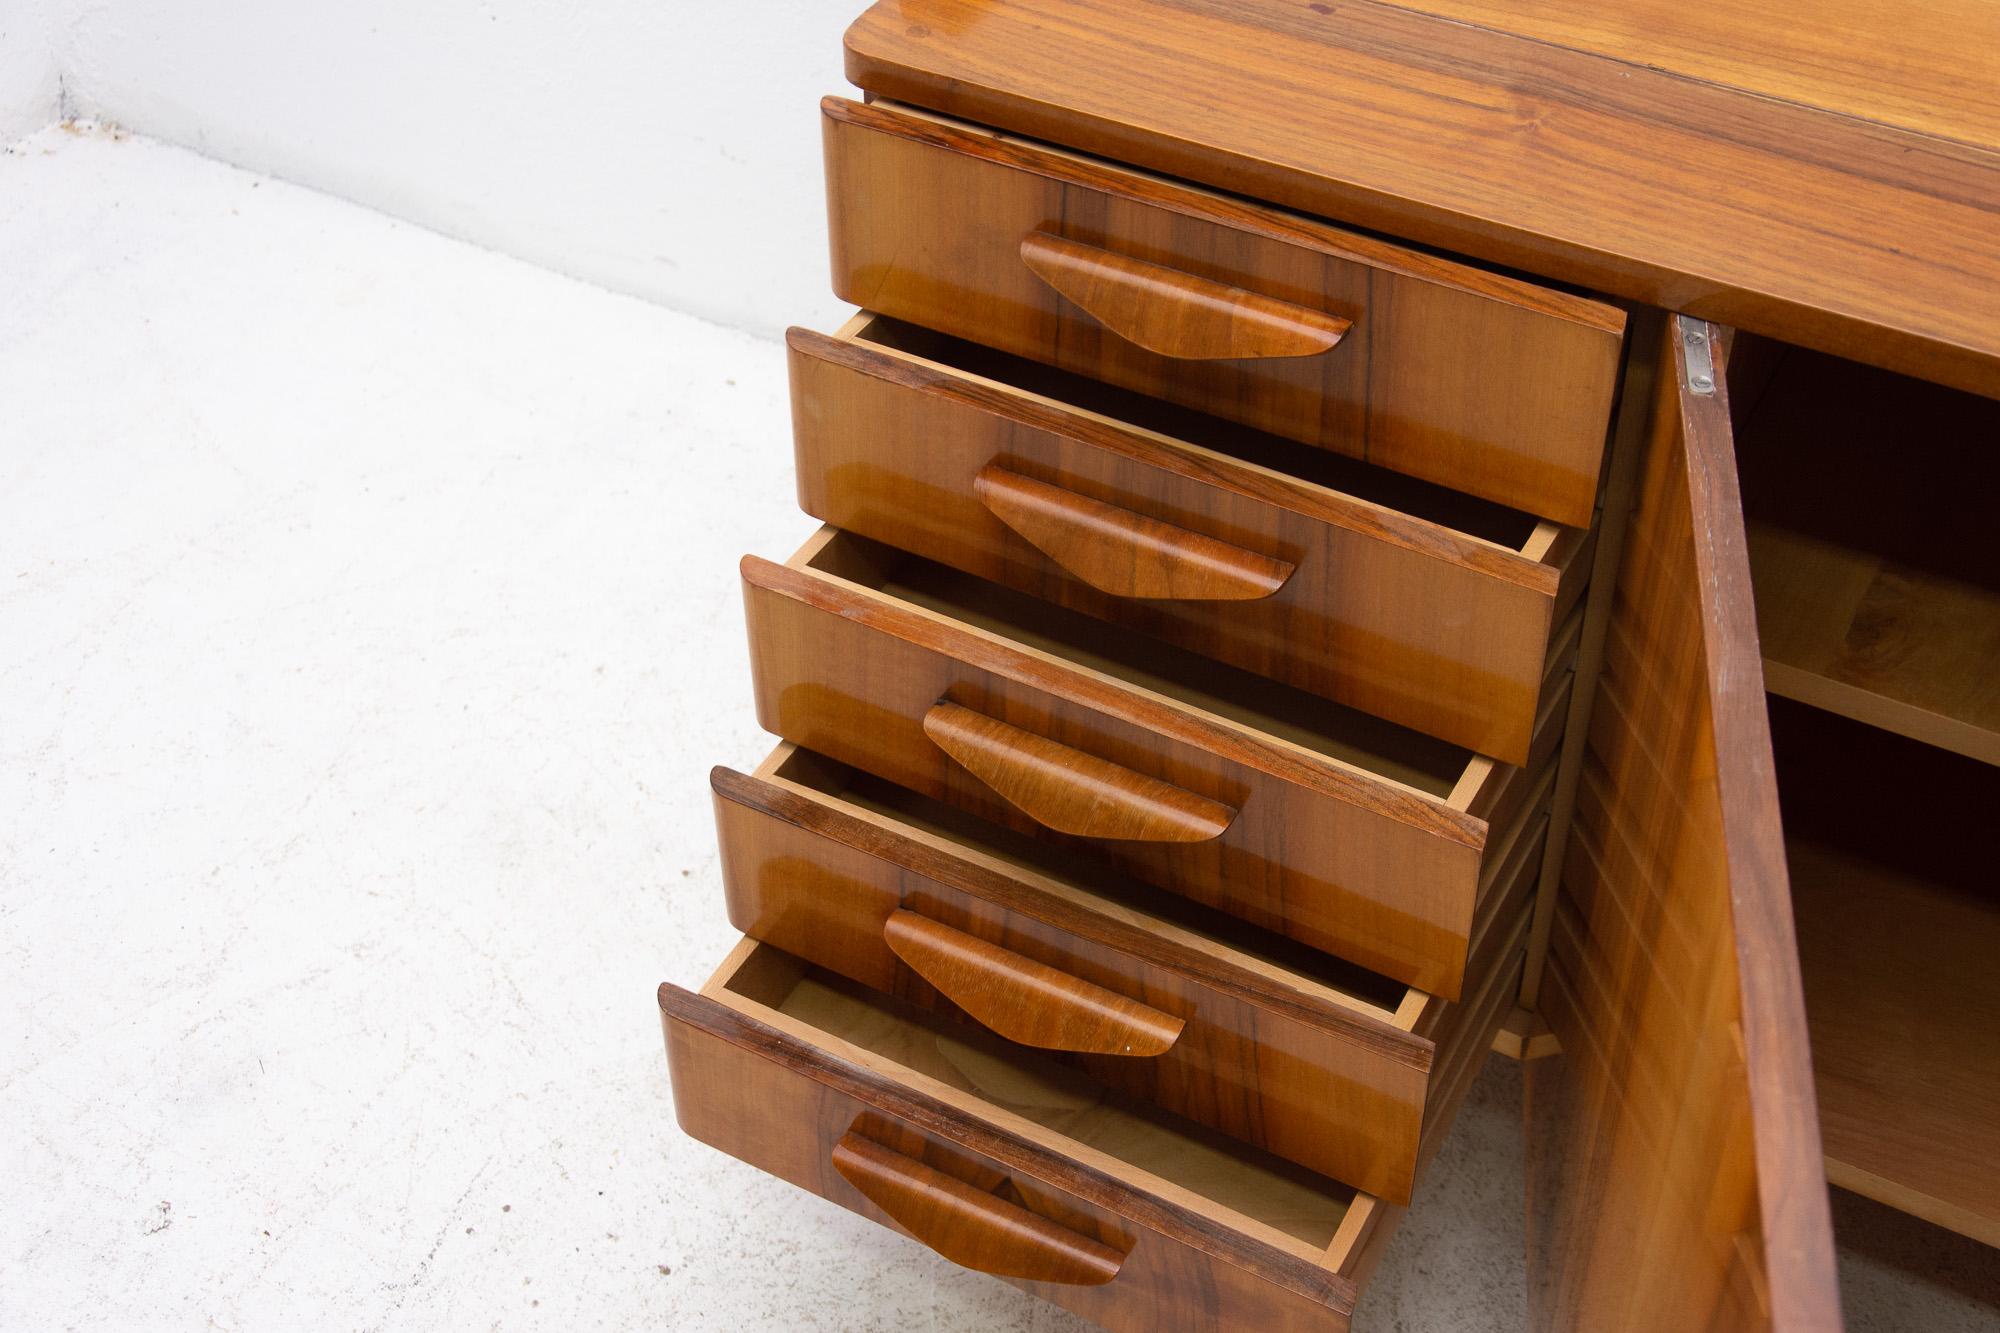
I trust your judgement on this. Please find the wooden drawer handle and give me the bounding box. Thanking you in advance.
[923,701,1236,843]
[974,465,1294,602]
[1019,231,1351,361]
[832,1131,1126,1286]
[884,909,1185,1056]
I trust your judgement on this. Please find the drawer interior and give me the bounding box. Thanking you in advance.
[760,743,1413,1015]
[799,529,1477,797]
[710,938,1364,1253]
[855,314,1558,557]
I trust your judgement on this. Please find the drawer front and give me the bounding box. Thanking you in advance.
[823,97,1626,527]
[790,322,1590,764]
[740,534,1546,999]
[711,756,1437,1203]
[662,971,1364,1332]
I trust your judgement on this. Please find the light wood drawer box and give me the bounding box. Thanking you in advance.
[711,741,1552,1204]
[822,96,1626,527]
[790,314,1592,765]
[740,526,1572,999]
[660,909,1526,1333]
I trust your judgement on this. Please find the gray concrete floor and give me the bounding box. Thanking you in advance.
[1832,1188,2000,1331]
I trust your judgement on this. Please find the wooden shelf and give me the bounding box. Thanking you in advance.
[1736,347,2000,767]
[1773,702,2000,1245]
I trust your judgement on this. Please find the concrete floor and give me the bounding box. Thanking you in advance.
[2,124,1993,1331]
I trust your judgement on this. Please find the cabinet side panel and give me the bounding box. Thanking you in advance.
[1525,321,1841,1332]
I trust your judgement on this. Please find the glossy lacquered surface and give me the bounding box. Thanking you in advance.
[709,743,1552,1202]
[844,0,2000,399]
[789,317,1590,765]
[662,924,1530,1331]
[740,526,1567,997]
[662,947,1368,1332]
[822,97,1625,526]
[1526,321,1840,1331]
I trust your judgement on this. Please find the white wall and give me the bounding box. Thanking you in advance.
[0,0,60,143]
[57,2,855,339]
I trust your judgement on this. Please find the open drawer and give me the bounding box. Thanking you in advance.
[822,97,1626,526]
[712,741,1551,1203]
[661,917,1525,1333]
[789,314,1591,763]
[741,525,1571,998]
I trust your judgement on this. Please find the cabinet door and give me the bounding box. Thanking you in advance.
[1524,318,1842,1330]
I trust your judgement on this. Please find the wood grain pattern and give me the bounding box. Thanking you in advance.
[741,526,1541,997]
[822,96,1624,525]
[882,909,1186,1058]
[1336,925,1534,1295]
[710,745,1549,1202]
[923,701,1237,843]
[831,1129,1128,1284]
[662,968,1364,1330]
[788,321,1577,764]
[1738,348,2000,768]
[1793,848,2000,1248]
[703,937,1364,1259]
[1017,232,1351,360]
[713,748,1431,1200]
[844,0,2000,398]
[1771,701,2000,1247]
[724,747,1424,1039]
[974,464,1294,603]
[1525,319,1840,1330]
[1517,306,1663,1011]
[1357,0,2000,150]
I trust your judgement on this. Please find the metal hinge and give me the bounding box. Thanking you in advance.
[1679,317,1717,396]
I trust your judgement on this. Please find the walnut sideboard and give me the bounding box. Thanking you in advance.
[659,4,2000,1329]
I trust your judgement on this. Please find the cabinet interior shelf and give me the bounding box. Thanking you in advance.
[1736,346,2000,767]
[1773,701,2000,1246]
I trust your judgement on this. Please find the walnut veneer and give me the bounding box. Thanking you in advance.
[656,4,2000,1328]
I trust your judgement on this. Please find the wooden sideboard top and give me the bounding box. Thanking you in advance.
[846,0,2000,398]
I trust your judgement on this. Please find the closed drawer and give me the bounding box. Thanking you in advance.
[790,314,1592,764]
[712,741,1551,1204]
[660,919,1526,1332]
[823,97,1626,527]
[741,526,1571,998]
